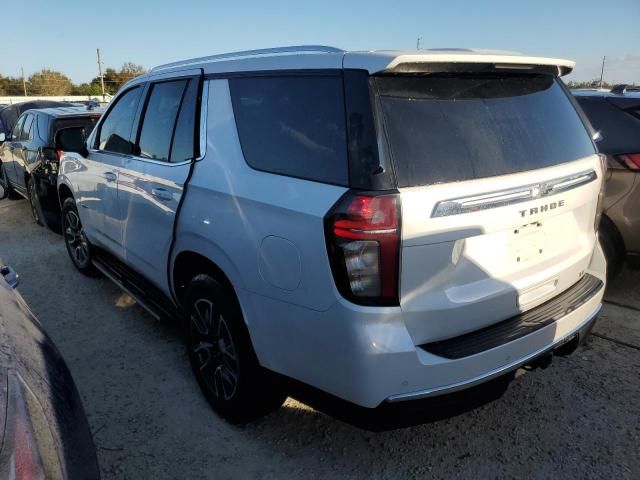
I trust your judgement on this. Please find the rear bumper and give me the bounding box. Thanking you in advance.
[246,243,606,409]
[387,302,599,402]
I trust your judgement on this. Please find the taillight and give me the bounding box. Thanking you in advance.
[325,191,401,306]
[617,153,640,170]
[56,150,63,161]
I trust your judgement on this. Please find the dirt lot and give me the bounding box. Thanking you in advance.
[1,197,639,479]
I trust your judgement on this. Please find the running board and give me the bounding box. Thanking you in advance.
[92,252,181,322]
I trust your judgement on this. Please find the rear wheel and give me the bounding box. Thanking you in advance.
[62,197,98,277]
[186,274,287,424]
[599,216,625,282]
[27,176,45,226]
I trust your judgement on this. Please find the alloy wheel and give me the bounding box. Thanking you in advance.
[190,298,240,401]
[64,210,90,267]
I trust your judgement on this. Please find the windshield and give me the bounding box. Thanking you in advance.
[375,74,596,187]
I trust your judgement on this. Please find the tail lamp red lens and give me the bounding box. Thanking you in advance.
[618,153,640,170]
[325,192,401,306]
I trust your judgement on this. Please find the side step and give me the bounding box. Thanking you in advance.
[92,251,181,322]
[420,274,604,360]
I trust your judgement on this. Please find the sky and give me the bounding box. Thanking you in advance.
[1,0,639,85]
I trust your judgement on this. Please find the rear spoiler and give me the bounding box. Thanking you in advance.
[345,52,575,77]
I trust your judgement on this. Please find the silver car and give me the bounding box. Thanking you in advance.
[57,46,606,424]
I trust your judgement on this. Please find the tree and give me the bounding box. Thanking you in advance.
[566,79,613,89]
[89,62,145,95]
[28,69,73,95]
[70,82,102,96]
[0,76,26,95]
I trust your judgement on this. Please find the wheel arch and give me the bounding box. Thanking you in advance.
[58,182,74,207]
[172,249,241,311]
[600,213,626,252]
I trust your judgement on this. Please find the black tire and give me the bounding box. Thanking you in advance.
[599,216,625,282]
[62,197,99,277]
[27,176,45,226]
[185,274,287,424]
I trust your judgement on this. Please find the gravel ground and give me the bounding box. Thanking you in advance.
[1,197,639,479]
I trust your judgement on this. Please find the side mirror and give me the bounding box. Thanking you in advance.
[0,266,19,289]
[0,132,5,143]
[55,127,88,157]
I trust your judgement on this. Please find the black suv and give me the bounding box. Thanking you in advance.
[0,106,102,230]
[0,101,70,138]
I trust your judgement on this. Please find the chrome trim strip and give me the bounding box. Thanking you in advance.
[431,170,597,218]
[386,303,601,403]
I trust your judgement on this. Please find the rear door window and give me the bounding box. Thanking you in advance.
[169,79,198,163]
[97,86,142,154]
[375,74,595,187]
[229,75,348,185]
[137,80,189,162]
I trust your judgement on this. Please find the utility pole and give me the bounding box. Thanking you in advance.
[21,67,27,96]
[96,48,105,101]
[416,37,421,50]
[599,56,606,89]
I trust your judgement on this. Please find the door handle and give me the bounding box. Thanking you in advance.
[104,172,117,182]
[151,187,172,201]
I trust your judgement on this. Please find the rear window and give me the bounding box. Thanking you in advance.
[575,96,640,155]
[375,74,595,187]
[229,75,348,185]
[54,117,100,143]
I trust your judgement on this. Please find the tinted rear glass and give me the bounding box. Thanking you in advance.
[54,117,100,144]
[229,75,348,185]
[375,74,595,187]
[575,96,640,155]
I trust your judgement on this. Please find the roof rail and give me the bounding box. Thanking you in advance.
[151,45,344,73]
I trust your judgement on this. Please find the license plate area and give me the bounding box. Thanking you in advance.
[511,222,546,264]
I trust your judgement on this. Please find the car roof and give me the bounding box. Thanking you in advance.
[25,106,105,118]
[572,88,640,99]
[137,46,575,85]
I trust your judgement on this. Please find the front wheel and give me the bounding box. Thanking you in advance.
[186,274,287,424]
[62,197,98,277]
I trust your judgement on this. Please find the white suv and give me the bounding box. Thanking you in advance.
[57,46,606,423]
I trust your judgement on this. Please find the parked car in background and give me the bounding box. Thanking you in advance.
[573,85,640,279]
[0,106,103,230]
[0,264,100,479]
[0,100,72,139]
[57,46,606,424]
